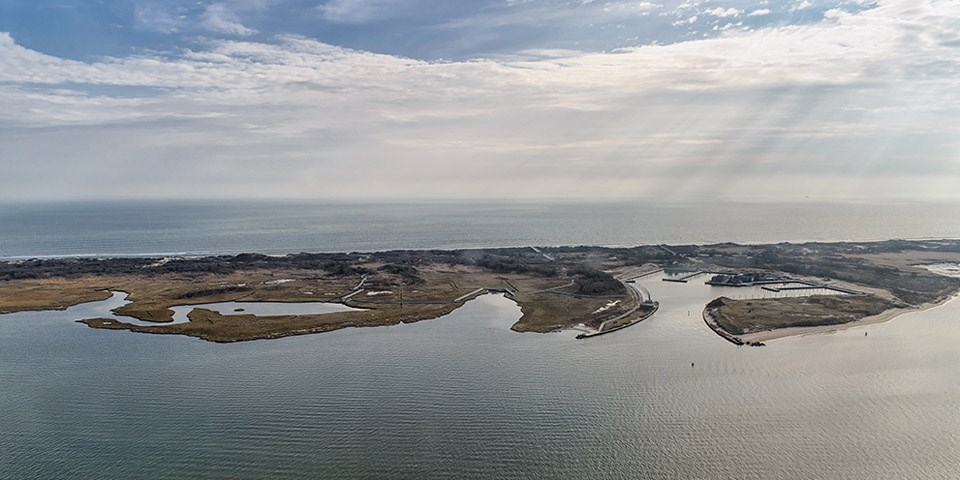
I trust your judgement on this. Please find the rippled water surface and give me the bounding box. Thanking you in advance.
[2,274,959,479]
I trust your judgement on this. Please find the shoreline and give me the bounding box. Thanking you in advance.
[576,302,659,339]
[736,293,960,343]
[5,236,960,263]
[702,308,757,346]
[4,238,959,343]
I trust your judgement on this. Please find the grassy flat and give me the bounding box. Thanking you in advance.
[706,295,898,336]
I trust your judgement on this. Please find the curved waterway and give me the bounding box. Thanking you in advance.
[2,277,959,479]
[78,291,362,326]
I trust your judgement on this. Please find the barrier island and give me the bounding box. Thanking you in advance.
[1,239,959,343]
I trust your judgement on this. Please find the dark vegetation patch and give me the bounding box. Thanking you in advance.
[176,285,253,300]
[377,264,423,284]
[471,254,558,277]
[568,266,623,295]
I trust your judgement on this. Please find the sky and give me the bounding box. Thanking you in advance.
[1,0,959,202]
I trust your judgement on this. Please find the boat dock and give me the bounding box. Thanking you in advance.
[761,283,862,295]
[662,270,729,283]
[662,271,703,283]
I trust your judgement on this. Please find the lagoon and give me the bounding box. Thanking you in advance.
[83,292,363,326]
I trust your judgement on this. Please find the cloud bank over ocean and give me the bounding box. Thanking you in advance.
[1,0,958,201]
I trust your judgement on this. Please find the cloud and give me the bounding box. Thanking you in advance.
[317,0,399,24]
[1,0,959,201]
[133,1,184,33]
[748,8,772,16]
[201,3,259,36]
[437,1,663,35]
[703,7,742,17]
[131,1,267,37]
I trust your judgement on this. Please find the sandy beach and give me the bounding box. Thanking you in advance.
[738,293,960,343]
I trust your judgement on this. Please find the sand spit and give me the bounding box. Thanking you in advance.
[738,293,960,343]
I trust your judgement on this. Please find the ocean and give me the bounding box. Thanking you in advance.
[1,200,958,258]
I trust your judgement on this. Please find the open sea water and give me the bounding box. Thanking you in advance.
[2,200,960,479]
[1,200,958,258]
